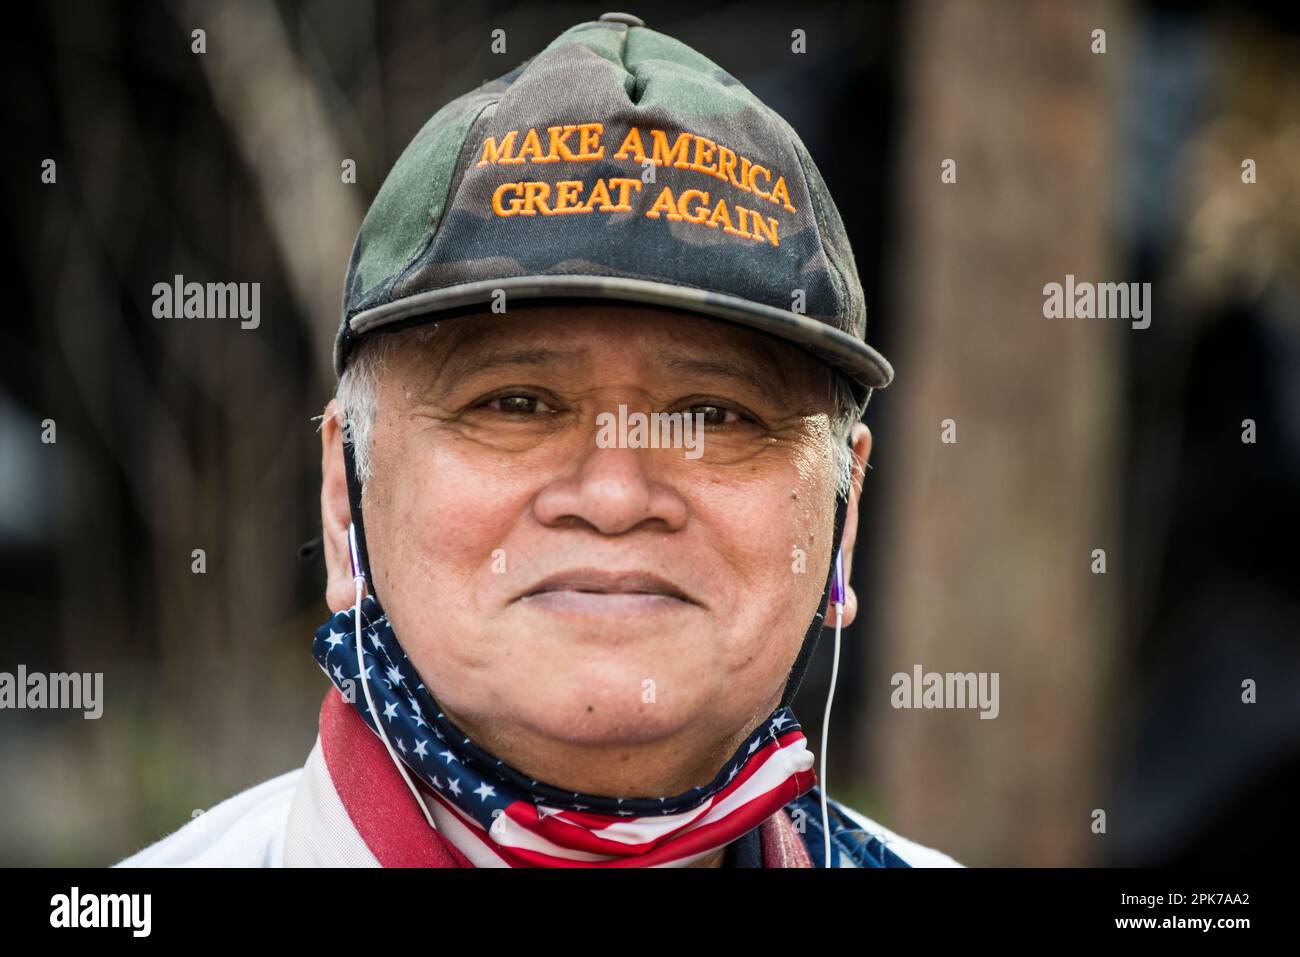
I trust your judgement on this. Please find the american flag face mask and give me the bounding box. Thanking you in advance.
[311,594,819,867]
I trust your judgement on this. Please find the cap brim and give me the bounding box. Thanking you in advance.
[342,275,893,395]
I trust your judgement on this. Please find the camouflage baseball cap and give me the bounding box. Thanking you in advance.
[336,11,893,398]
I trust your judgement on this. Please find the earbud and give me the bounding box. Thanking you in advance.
[830,546,845,607]
[820,544,847,867]
[347,522,364,583]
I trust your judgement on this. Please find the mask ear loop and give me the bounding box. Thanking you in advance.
[820,546,846,868]
[345,455,439,830]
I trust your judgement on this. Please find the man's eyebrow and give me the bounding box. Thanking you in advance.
[432,340,801,400]
[437,346,587,384]
[659,353,790,398]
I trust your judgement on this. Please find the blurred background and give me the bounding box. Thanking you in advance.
[1,0,1296,866]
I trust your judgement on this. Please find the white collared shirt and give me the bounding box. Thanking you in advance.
[114,735,962,868]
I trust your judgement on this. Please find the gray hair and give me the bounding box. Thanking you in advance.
[332,326,868,498]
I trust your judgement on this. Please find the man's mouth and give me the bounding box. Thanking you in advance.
[515,568,701,616]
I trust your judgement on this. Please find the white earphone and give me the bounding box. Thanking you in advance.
[820,545,847,868]
[348,522,438,830]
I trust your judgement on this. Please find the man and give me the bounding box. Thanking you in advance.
[117,12,959,868]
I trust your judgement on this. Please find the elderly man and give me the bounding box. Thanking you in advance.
[117,13,959,868]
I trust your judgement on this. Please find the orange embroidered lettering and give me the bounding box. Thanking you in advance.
[480,131,519,166]
[650,130,692,169]
[708,198,736,233]
[614,127,646,163]
[733,205,752,238]
[605,177,642,211]
[748,208,779,246]
[583,178,613,211]
[521,181,552,215]
[717,146,739,186]
[491,181,526,216]
[678,189,711,224]
[575,123,605,160]
[515,128,546,163]
[770,175,795,212]
[552,180,585,213]
[544,125,579,162]
[645,186,681,220]
[690,137,717,176]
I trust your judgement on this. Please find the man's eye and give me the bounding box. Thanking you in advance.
[687,404,739,425]
[487,394,555,415]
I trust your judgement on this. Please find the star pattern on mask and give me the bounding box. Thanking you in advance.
[311,595,816,862]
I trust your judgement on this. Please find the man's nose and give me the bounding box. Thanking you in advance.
[532,442,689,535]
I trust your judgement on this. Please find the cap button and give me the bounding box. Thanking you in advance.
[599,12,645,27]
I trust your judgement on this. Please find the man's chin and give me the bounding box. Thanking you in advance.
[495,656,720,722]
[504,692,716,749]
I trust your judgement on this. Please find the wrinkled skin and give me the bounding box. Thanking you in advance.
[320,305,871,864]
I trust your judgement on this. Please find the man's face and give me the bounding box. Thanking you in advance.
[321,304,869,794]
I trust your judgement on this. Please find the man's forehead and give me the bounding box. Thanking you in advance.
[403,306,828,393]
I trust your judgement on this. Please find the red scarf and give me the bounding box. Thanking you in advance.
[317,689,813,868]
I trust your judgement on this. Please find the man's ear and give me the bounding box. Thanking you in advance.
[321,399,358,613]
[824,421,872,628]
